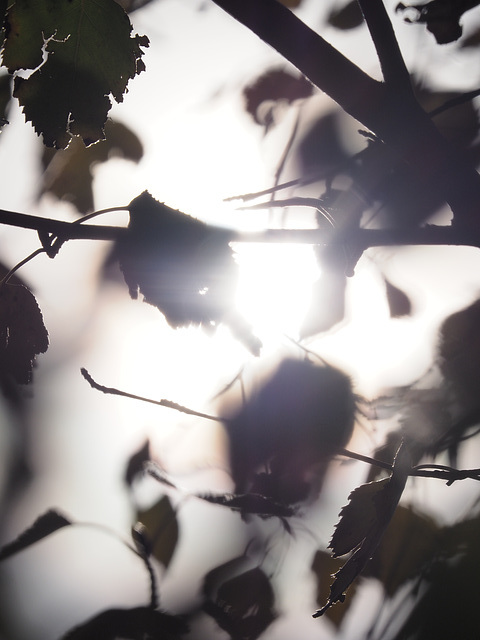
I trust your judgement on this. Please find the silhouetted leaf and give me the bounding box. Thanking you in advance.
[125,439,150,487]
[0,72,12,127]
[226,358,356,501]
[243,68,313,128]
[395,0,479,44]
[203,565,276,640]
[197,492,294,522]
[385,278,412,318]
[0,281,49,384]
[2,0,148,148]
[0,510,71,561]
[314,444,411,617]
[136,495,178,568]
[41,120,143,213]
[328,1,364,30]
[116,191,261,354]
[311,551,357,628]
[61,607,188,640]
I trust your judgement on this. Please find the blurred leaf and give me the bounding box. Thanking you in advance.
[243,67,313,128]
[136,495,178,568]
[385,278,412,318]
[314,444,410,617]
[226,358,355,500]
[2,0,148,148]
[125,439,150,487]
[311,551,357,628]
[0,281,49,384]
[116,191,261,354]
[41,120,143,213]
[364,505,441,596]
[197,492,295,522]
[328,1,364,30]
[61,607,188,640]
[459,26,480,47]
[203,566,276,640]
[395,0,480,44]
[438,298,480,409]
[0,510,71,561]
[0,72,12,127]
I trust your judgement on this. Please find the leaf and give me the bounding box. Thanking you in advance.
[197,492,295,521]
[226,358,355,498]
[124,439,150,487]
[203,566,276,640]
[311,551,357,628]
[385,278,412,318]
[61,607,188,640]
[0,72,12,127]
[116,191,261,354]
[395,0,479,44]
[40,120,143,213]
[364,505,440,596]
[313,444,411,617]
[0,282,49,384]
[136,495,178,568]
[2,0,149,148]
[0,509,71,561]
[243,67,313,128]
[327,1,365,30]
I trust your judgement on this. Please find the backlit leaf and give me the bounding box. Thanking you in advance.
[0,281,49,384]
[3,0,148,148]
[328,1,364,30]
[311,550,356,628]
[314,444,411,617]
[136,495,178,568]
[0,509,71,561]
[0,72,12,127]
[116,191,261,354]
[41,120,143,213]
[124,439,150,487]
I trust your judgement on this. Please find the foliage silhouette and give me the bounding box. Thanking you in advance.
[2,1,480,639]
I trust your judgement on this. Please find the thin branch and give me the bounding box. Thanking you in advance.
[80,368,223,422]
[0,248,46,286]
[357,0,412,89]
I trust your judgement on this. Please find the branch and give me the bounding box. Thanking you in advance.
[357,0,411,88]
[80,368,222,422]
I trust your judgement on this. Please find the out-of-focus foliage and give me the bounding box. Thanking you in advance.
[396,0,480,44]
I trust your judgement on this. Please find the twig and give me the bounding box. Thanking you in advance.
[80,368,222,422]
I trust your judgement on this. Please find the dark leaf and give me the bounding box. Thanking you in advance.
[61,607,188,640]
[3,0,148,148]
[197,492,294,520]
[41,120,143,213]
[116,191,261,354]
[136,495,178,568]
[395,0,479,44]
[203,566,276,640]
[0,72,12,127]
[0,281,49,384]
[314,444,411,617]
[226,358,356,500]
[311,550,357,628]
[243,68,313,127]
[327,1,364,30]
[0,510,71,561]
[125,439,150,487]
[385,278,412,318]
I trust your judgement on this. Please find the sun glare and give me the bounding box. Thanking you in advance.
[234,243,321,344]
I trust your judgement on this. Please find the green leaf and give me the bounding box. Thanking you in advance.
[41,119,143,213]
[314,444,411,617]
[3,0,148,148]
[311,550,357,629]
[136,496,178,569]
[0,72,12,127]
[0,281,49,384]
[0,510,71,561]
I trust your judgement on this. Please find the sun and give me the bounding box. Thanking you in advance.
[233,242,321,345]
